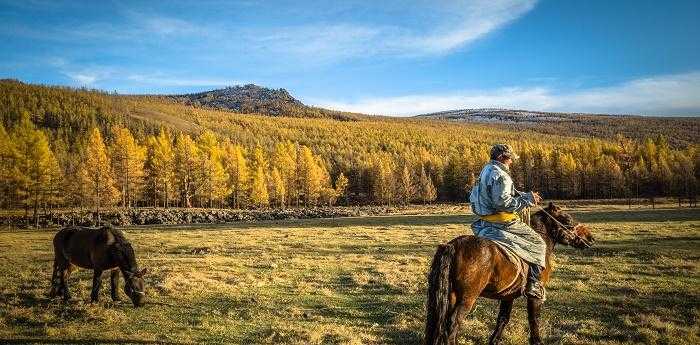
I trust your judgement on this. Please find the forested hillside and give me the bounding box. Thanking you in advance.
[0,79,697,223]
[418,108,700,148]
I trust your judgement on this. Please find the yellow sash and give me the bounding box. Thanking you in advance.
[480,212,518,223]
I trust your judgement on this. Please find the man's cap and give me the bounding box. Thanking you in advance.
[490,143,519,160]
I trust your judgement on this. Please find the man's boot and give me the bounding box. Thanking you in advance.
[525,264,546,300]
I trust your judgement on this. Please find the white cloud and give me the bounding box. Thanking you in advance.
[61,67,115,86]
[254,0,537,61]
[69,73,99,85]
[313,72,700,116]
[51,58,242,88]
[8,1,536,64]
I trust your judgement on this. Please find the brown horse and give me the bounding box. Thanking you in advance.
[49,225,148,307]
[424,202,595,345]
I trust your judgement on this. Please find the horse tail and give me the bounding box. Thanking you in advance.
[424,242,456,345]
[49,227,70,297]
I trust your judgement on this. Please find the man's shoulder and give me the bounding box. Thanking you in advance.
[482,162,509,181]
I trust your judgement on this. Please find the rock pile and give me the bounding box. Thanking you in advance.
[0,206,405,229]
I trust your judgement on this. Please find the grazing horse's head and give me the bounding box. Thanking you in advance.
[540,202,595,249]
[124,268,148,307]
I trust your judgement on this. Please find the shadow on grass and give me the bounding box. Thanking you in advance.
[559,234,700,263]
[121,207,699,233]
[572,207,700,223]
[0,339,190,344]
[545,288,699,344]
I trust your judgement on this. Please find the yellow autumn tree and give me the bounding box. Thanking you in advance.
[111,125,146,208]
[196,130,229,208]
[334,172,349,205]
[417,164,437,204]
[269,167,286,207]
[0,123,17,210]
[370,154,395,205]
[145,129,175,207]
[223,142,249,209]
[13,117,63,226]
[80,127,119,221]
[250,165,269,207]
[174,133,199,207]
[297,146,323,206]
[273,141,297,206]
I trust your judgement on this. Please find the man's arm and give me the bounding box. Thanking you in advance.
[490,175,536,213]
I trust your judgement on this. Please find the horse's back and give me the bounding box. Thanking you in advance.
[53,226,118,269]
[53,226,80,259]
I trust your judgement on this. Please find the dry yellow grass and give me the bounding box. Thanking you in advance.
[0,206,698,344]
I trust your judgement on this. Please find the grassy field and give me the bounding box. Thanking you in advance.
[0,206,698,344]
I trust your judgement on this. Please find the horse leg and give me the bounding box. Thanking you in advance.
[527,297,544,345]
[110,269,121,301]
[488,300,514,345]
[447,295,478,345]
[49,256,64,297]
[61,264,74,301]
[91,269,103,303]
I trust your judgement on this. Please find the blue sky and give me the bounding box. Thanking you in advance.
[1,0,699,116]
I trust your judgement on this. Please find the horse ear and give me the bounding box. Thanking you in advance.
[138,268,148,276]
[547,202,561,214]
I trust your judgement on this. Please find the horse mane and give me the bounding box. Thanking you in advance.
[530,211,548,236]
[107,227,138,273]
[530,210,562,248]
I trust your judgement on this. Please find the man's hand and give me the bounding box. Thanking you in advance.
[532,192,542,205]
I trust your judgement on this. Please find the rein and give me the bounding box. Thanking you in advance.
[532,205,593,248]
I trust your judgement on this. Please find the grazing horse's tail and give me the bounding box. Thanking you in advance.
[424,242,456,345]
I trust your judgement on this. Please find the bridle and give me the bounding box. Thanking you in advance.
[534,205,593,248]
[124,270,146,296]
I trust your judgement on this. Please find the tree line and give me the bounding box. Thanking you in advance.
[1,79,698,224]
[0,115,354,223]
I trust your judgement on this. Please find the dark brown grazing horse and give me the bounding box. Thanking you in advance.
[49,225,147,307]
[424,203,595,345]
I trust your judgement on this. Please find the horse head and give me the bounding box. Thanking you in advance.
[540,202,595,249]
[124,268,148,307]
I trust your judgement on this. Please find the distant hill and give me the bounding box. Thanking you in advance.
[169,84,360,120]
[416,108,700,148]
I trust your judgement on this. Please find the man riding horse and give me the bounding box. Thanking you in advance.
[469,143,546,300]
